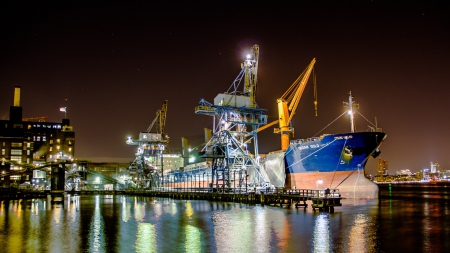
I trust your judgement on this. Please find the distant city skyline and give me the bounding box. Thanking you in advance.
[1,1,449,175]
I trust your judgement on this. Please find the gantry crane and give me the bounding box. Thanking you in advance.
[126,100,169,188]
[195,45,269,190]
[257,58,316,151]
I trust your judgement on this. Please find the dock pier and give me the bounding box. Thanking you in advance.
[1,187,342,212]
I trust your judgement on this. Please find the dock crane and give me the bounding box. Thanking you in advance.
[257,58,316,151]
[195,44,269,190]
[126,100,169,188]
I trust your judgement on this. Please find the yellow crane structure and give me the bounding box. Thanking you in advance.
[146,100,169,141]
[258,58,317,151]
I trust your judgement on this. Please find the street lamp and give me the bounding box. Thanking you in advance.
[316,179,323,189]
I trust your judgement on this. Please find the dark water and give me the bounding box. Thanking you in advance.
[1,194,449,253]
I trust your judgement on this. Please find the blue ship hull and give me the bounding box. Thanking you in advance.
[283,131,386,198]
[285,132,386,173]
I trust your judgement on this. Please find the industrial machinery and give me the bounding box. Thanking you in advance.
[195,45,270,191]
[127,100,169,188]
[257,58,317,151]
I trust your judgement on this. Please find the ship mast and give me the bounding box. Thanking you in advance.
[343,91,359,133]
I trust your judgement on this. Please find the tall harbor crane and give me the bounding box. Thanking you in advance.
[126,100,169,188]
[195,45,269,191]
[257,58,316,151]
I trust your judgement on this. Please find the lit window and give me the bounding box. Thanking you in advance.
[11,150,22,155]
[27,143,31,148]
[43,136,46,141]
[56,146,60,150]
[68,147,72,152]
[49,147,52,151]
[37,136,41,141]
[10,156,22,162]
[1,149,4,155]
[57,139,60,143]
[50,140,53,144]
[11,142,22,148]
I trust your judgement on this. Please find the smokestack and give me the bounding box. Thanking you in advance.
[9,86,23,121]
[14,86,21,107]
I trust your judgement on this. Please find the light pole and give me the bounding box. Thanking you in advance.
[316,179,323,189]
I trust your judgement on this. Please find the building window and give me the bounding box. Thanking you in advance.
[37,136,41,141]
[68,147,72,152]
[50,140,53,144]
[27,143,31,148]
[56,146,60,150]
[49,147,52,151]
[10,156,22,162]
[28,125,32,129]
[11,142,22,148]
[27,150,30,155]
[27,158,30,164]
[68,140,72,145]
[1,149,4,155]
[57,139,61,143]
[10,175,21,180]
[11,150,22,155]
[43,136,46,142]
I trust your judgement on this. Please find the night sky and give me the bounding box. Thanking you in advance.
[1,1,449,175]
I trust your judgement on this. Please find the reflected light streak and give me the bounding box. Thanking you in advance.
[122,197,131,222]
[254,208,269,251]
[185,202,194,217]
[53,203,61,224]
[347,213,376,252]
[88,195,105,253]
[213,209,252,252]
[312,213,331,253]
[136,223,157,253]
[422,202,431,252]
[185,225,201,253]
[134,198,146,221]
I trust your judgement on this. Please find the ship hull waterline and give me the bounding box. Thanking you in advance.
[282,131,386,199]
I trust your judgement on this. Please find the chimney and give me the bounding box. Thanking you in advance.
[14,86,21,107]
[9,86,23,121]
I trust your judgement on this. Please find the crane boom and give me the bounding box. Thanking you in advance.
[146,100,169,138]
[243,45,259,108]
[275,58,316,151]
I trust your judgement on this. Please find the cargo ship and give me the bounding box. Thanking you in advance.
[262,92,386,199]
[127,46,386,199]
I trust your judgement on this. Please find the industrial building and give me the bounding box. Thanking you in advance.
[0,86,75,186]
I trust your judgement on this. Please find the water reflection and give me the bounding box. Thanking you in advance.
[88,195,105,253]
[312,213,331,253]
[0,196,450,252]
[136,223,156,253]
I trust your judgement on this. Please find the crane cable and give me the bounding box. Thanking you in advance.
[313,69,318,116]
[313,111,347,137]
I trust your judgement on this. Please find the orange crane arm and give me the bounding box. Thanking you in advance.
[282,58,316,123]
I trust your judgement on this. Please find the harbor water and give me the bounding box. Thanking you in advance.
[1,194,449,253]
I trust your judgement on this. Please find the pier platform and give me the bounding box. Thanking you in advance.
[1,187,342,212]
